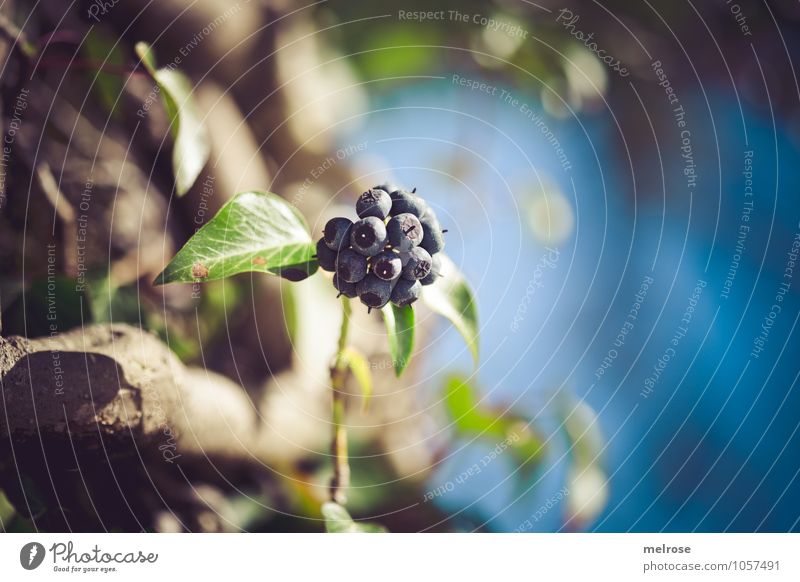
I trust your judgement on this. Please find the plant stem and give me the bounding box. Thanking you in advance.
[329,296,352,504]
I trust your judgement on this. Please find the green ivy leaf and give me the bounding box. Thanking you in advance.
[445,375,503,437]
[444,375,546,467]
[422,254,479,366]
[341,347,373,412]
[381,304,414,377]
[135,42,210,196]
[153,190,317,285]
[321,502,387,533]
[559,394,608,527]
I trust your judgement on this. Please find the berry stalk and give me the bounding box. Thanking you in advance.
[329,296,352,504]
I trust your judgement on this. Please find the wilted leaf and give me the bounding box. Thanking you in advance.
[321,502,387,533]
[381,304,414,377]
[422,254,479,366]
[154,190,317,285]
[135,42,210,196]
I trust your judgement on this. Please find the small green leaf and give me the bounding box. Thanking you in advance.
[0,489,16,527]
[83,28,125,116]
[154,190,317,285]
[135,42,209,196]
[321,502,387,533]
[341,347,373,412]
[381,304,414,377]
[559,394,608,527]
[444,375,546,467]
[445,375,503,438]
[422,254,479,366]
[136,41,157,69]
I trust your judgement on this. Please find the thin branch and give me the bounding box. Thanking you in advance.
[329,296,352,505]
[0,12,36,57]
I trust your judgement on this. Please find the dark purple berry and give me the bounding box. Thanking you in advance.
[324,217,353,251]
[350,216,387,256]
[419,215,445,254]
[420,254,442,286]
[373,182,398,195]
[372,250,402,281]
[387,213,423,252]
[356,274,394,310]
[420,205,437,220]
[336,249,368,283]
[278,264,314,282]
[316,237,338,272]
[333,274,358,298]
[391,278,421,306]
[389,190,427,217]
[401,246,432,281]
[356,188,392,220]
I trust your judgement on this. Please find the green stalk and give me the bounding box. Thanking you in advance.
[329,296,351,504]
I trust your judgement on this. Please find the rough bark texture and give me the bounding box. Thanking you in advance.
[0,323,275,531]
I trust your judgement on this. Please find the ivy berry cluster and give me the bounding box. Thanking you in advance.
[315,184,447,310]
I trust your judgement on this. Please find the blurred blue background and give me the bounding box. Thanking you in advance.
[332,70,800,531]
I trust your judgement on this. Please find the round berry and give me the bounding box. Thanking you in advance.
[350,216,388,256]
[336,249,368,283]
[387,213,423,252]
[356,188,392,219]
[373,182,398,195]
[324,217,353,251]
[372,250,402,281]
[316,238,338,272]
[333,274,358,298]
[391,278,421,307]
[419,254,442,286]
[277,265,313,281]
[389,190,427,217]
[401,246,432,281]
[356,274,394,310]
[419,215,445,255]
[420,205,437,220]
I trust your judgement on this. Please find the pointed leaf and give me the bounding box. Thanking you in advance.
[136,42,209,196]
[341,347,373,412]
[422,254,479,365]
[381,304,414,377]
[154,190,317,285]
[321,502,387,533]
